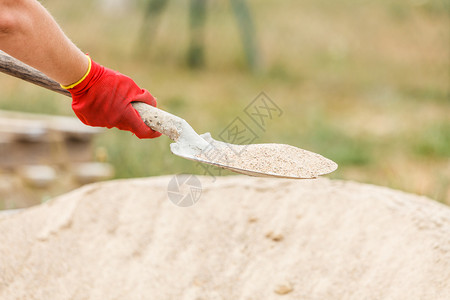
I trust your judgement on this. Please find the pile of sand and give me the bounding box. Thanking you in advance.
[0,176,449,299]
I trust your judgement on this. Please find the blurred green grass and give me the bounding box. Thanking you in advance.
[0,0,448,203]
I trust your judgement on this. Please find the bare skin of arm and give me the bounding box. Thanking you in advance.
[0,0,88,86]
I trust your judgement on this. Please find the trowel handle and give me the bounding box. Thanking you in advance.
[131,102,183,141]
[0,51,71,97]
[0,51,183,141]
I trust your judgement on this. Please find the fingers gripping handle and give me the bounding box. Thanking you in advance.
[0,51,182,140]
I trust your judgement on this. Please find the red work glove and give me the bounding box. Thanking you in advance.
[62,56,161,139]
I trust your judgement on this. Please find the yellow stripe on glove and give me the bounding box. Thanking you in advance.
[61,55,92,90]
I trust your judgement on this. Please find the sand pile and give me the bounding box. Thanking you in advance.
[0,176,449,299]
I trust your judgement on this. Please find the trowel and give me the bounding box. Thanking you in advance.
[0,52,337,179]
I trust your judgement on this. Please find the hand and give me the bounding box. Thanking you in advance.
[63,56,161,139]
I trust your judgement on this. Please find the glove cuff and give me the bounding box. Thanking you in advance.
[60,55,92,90]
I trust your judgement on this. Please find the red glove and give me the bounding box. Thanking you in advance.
[62,56,161,139]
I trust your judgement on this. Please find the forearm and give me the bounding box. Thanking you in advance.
[0,0,88,85]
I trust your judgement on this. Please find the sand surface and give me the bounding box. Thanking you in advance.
[193,133,338,178]
[0,176,449,299]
